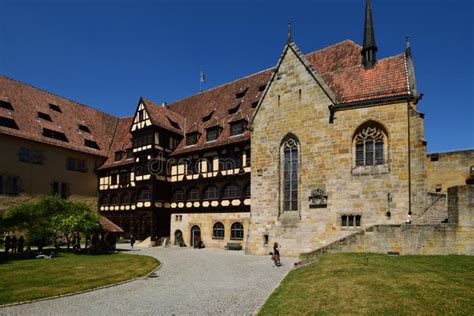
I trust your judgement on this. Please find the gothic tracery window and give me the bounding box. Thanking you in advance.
[354,125,386,167]
[281,135,299,211]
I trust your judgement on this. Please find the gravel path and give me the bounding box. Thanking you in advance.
[0,246,295,315]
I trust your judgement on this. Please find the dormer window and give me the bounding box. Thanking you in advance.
[230,120,246,136]
[115,151,123,161]
[84,139,100,150]
[126,149,133,159]
[228,103,240,114]
[202,110,214,122]
[206,127,220,142]
[42,128,68,142]
[235,88,248,99]
[258,84,266,92]
[186,132,199,146]
[79,124,91,133]
[38,112,52,122]
[251,101,258,108]
[0,100,14,111]
[0,117,19,130]
[167,117,180,130]
[49,103,62,113]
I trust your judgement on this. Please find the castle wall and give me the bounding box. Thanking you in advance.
[425,150,474,193]
[300,185,474,262]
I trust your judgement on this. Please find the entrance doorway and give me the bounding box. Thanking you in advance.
[190,225,201,248]
[175,230,184,246]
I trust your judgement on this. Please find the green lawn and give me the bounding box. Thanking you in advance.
[259,253,474,315]
[0,252,159,305]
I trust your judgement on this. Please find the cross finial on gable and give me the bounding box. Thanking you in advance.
[287,22,292,44]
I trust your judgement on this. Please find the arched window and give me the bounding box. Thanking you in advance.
[121,193,130,204]
[244,183,251,198]
[281,135,299,211]
[173,189,185,201]
[230,222,244,240]
[223,183,240,199]
[187,187,199,201]
[137,187,151,201]
[212,222,225,239]
[203,185,218,200]
[110,194,120,205]
[353,123,388,167]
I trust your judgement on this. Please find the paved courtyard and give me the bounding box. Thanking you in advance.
[0,246,295,315]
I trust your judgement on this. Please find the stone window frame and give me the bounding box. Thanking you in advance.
[212,222,225,239]
[351,121,390,175]
[340,214,362,230]
[230,222,244,240]
[279,133,301,213]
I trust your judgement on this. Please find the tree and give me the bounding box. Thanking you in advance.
[2,195,100,250]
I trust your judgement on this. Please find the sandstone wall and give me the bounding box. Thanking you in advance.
[426,150,474,193]
[300,224,474,263]
[170,212,250,249]
[247,44,425,257]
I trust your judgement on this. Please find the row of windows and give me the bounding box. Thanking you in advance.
[179,150,251,176]
[212,222,244,240]
[185,120,246,146]
[173,183,250,201]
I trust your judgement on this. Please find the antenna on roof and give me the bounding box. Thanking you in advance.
[200,66,206,92]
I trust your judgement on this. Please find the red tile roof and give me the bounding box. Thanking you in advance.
[98,116,134,169]
[0,76,118,157]
[100,216,124,233]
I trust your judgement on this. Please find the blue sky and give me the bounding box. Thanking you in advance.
[1,0,472,153]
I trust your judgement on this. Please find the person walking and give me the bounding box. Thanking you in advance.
[272,242,281,267]
[130,234,135,251]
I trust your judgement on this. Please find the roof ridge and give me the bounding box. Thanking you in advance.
[310,39,361,53]
[320,52,406,75]
[0,75,118,119]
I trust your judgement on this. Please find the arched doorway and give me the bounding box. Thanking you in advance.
[190,225,201,248]
[175,230,184,246]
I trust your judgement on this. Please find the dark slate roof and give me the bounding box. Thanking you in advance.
[0,76,118,157]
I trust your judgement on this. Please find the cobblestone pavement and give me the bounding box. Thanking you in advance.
[0,246,295,315]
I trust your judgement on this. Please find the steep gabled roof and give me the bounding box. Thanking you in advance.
[98,116,134,170]
[0,76,118,157]
[140,98,184,135]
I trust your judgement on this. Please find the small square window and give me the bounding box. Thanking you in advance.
[126,149,133,159]
[206,127,220,142]
[115,151,123,161]
[230,121,245,136]
[186,133,198,146]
